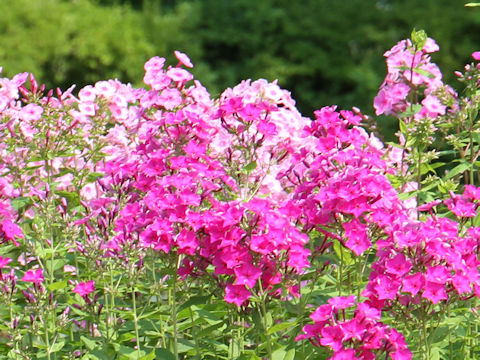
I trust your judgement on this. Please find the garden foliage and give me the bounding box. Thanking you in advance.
[2,30,480,360]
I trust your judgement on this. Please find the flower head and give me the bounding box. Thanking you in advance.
[21,269,44,285]
[73,280,95,297]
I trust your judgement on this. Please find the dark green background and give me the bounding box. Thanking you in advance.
[0,0,478,138]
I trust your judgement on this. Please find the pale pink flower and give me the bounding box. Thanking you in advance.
[19,103,43,122]
[175,50,193,68]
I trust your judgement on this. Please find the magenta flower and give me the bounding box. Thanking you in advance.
[73,281,95,297]
[422,282,447,304]
[329,348,358,360]
[320,325,344,352]
[1,219,23,245]
[0,256,12,269]
[21,269,44,285]
[472,51,480,60]
[224,283,251,307]
[328,295,356,311]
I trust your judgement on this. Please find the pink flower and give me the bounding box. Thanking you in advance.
[472,51,480,60]
[343,219,371,255]
[21,269,44,284]
[224,283,251,307]
[340,318,365,341]
[0,256,12,269]
[320,325,344,351]
[329,348,359,360]
[1,219,23,245]
[310,304,333,322]
[421,95,446,117]
[401,273,424,296]
[328,295,356,311]
[73,280,95,297]
[385,253,412,277]
[174,51,193,68]
[423,38,440,53]
[144,56,166,72]
[234,263,262,289]
[158,88,182,110]
[166,68,193,83]
[422,282,447,304]
[20,103,43,122]
[444,196,476,218]
[78,101,97,116]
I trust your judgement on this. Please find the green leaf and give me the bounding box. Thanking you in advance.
[241,160,257,173]
[412,67,435,79]
[118,332,136,343]
[54,190,81,207]
[411,28,427,50]
[153,349,175,360]
[398,104,422,118]
[430,347,442,360]
[398,118,407,134]
[284,349,295,360]
[86,172,104,183]
[444,162,471,180]
[178,295,211,311]
[465,2,480,6]
[118,344,146,359]
[47,280,68,291]
[49,340,65,353]
[139,350,157,360]
[177,338,195,353]
[10,196,32,211]
[265,312,273,328]
[333,241,353,266]
[471,131,480,144]
[272,347,287,360]
[80,336,98,351]
[268,321,297,335]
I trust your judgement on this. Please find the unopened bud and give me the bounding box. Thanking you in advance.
[29,73,38,94]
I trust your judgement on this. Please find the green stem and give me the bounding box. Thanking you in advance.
[131,285,141,357]
[417,147,422,205]
[42,307,51,360]
[422,316,430,360]
[470,129,475,186]
[338,245,343,296]
[256,279,273,360]
[189,307,201,359]
[109,264,117,340]
[259,300,273,360]
[170,253,179,359]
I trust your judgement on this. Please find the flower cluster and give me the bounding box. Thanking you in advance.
[3,33,480,359]
[374,36,446,119]
[296,296,412,359]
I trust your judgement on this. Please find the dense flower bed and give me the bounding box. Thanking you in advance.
[1,31,480,359]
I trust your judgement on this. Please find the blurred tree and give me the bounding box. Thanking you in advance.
[0,0,200,91]
[188,0,480,138]
[0,0,155,90]
[1,0,479,140]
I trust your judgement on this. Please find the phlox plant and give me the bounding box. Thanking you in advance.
[1,30,480,360]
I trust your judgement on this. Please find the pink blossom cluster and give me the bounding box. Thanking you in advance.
[3,36,480,358]
[85,53,313,307]
[284,106,403,255]
[364,214,480,309]
[296,296,412,359]
[210,79,314,201]
[373,37,448,119]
